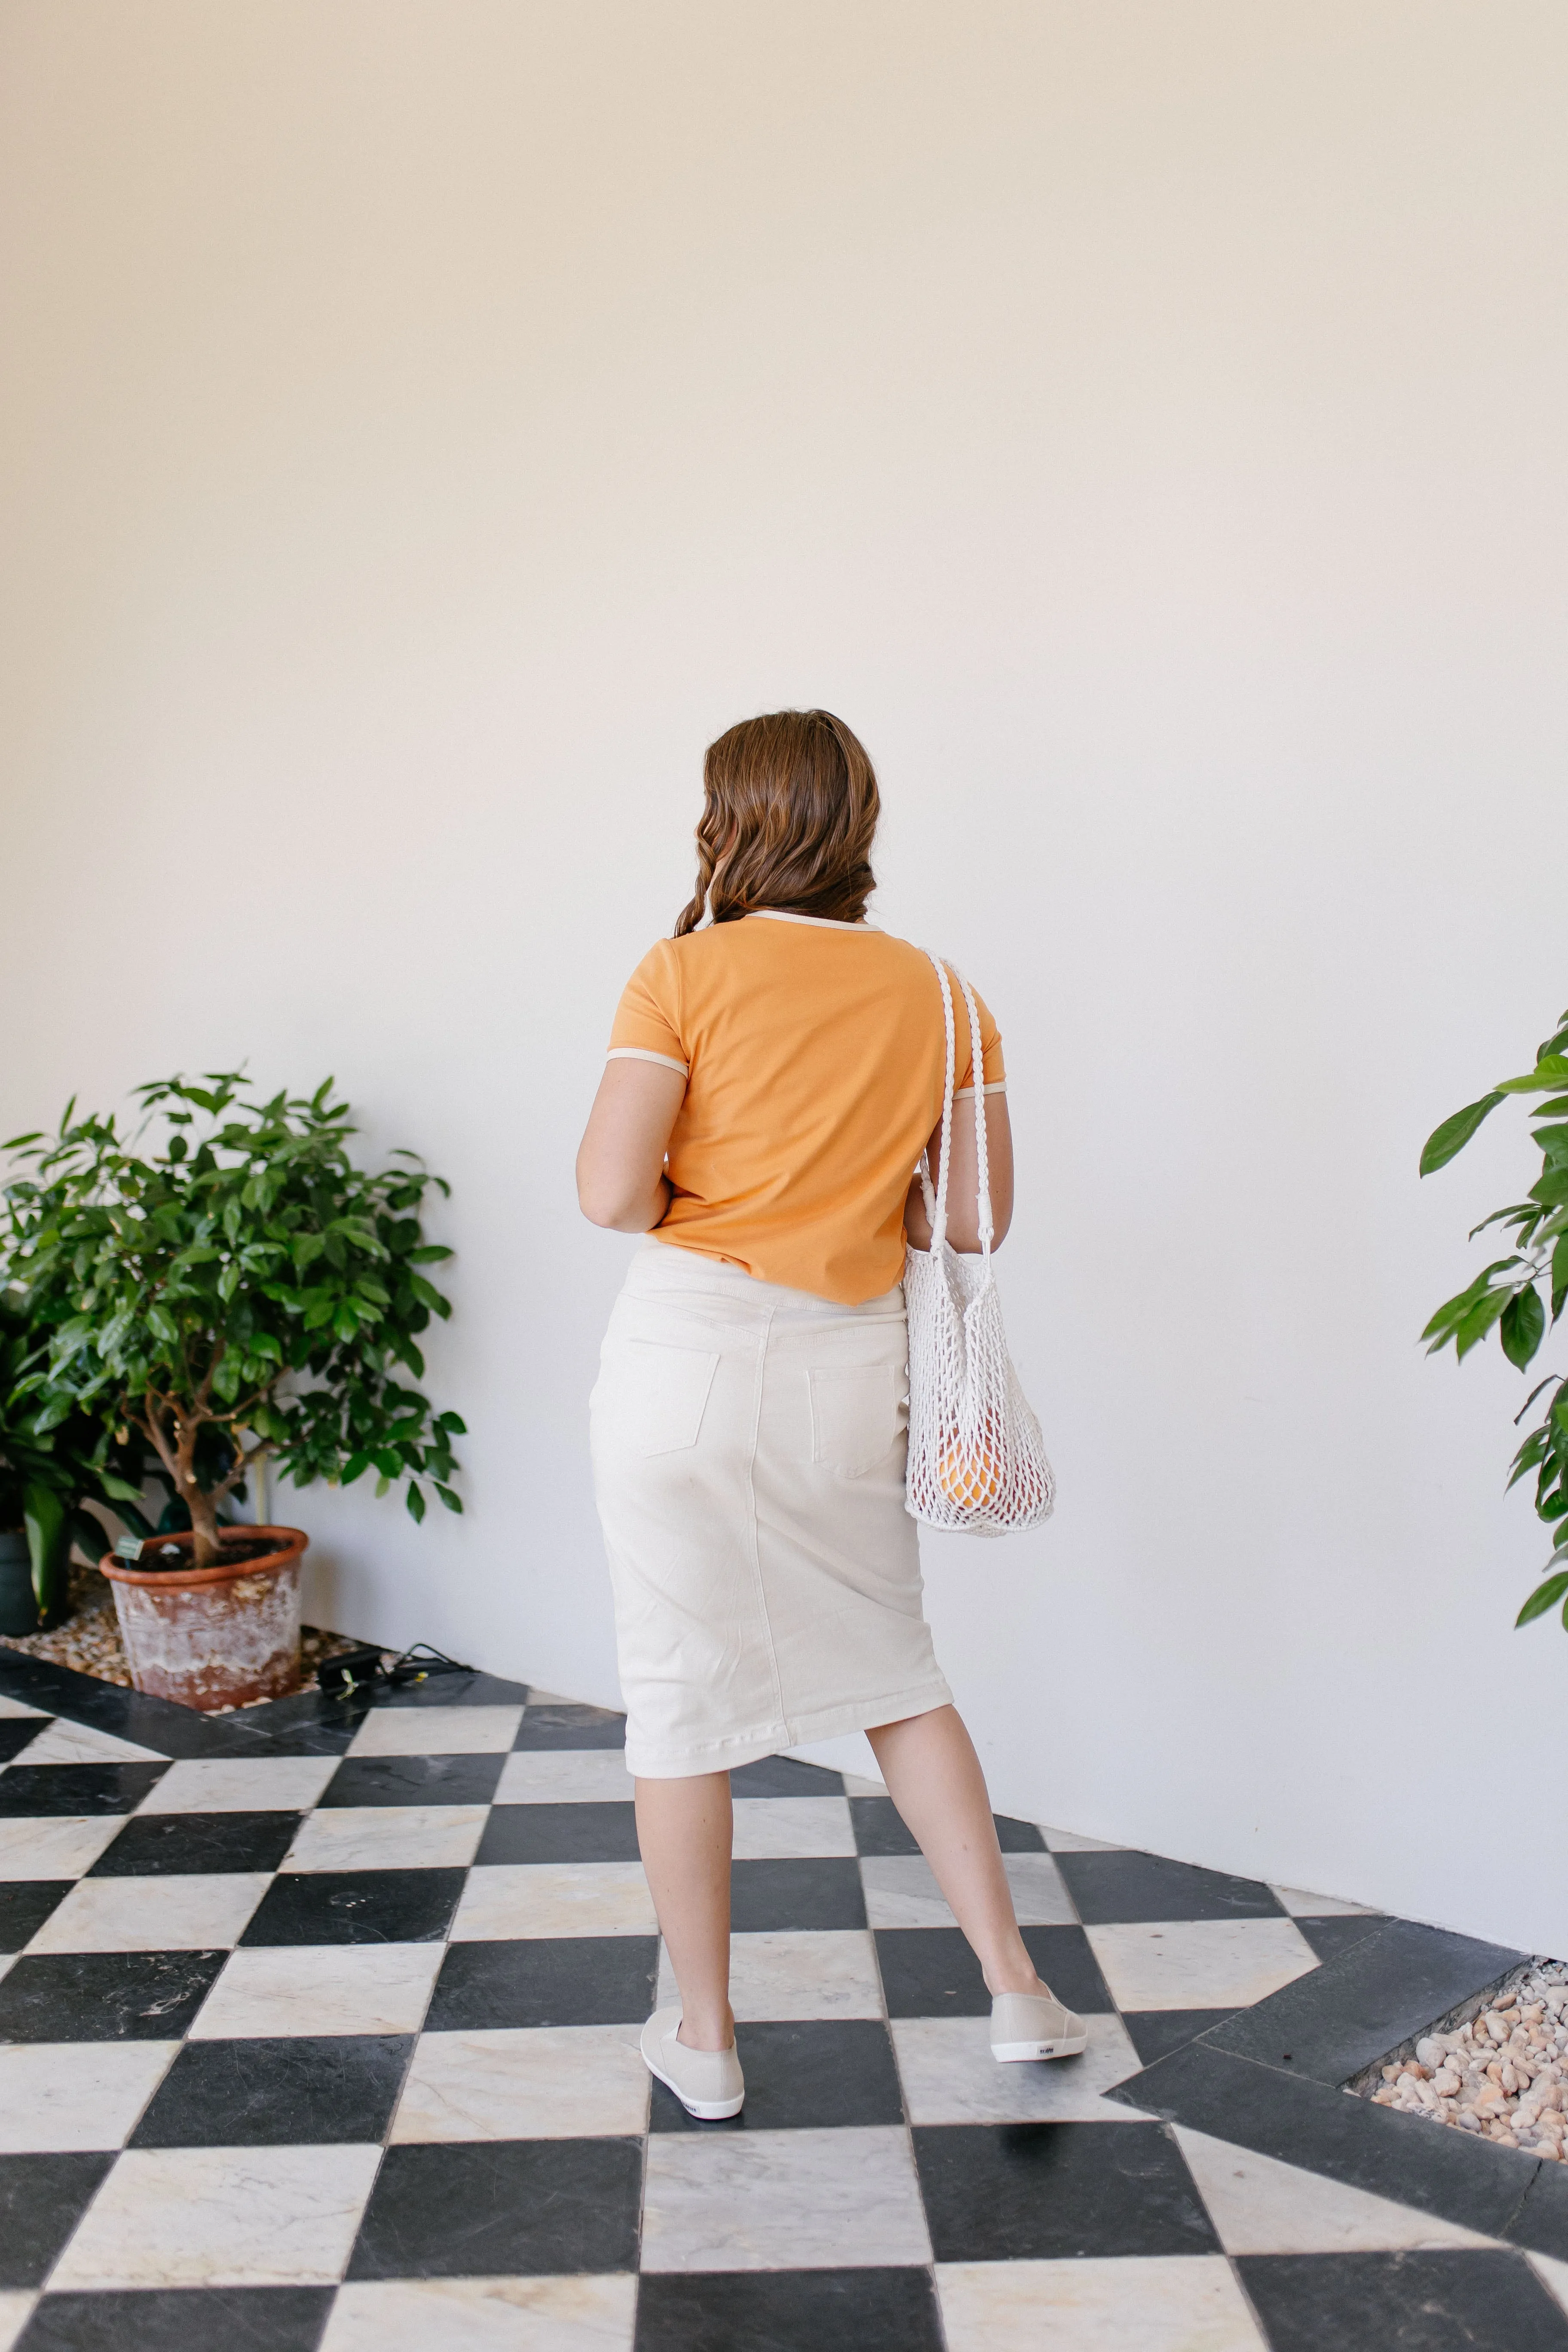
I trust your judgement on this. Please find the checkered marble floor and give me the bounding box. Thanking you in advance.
[2,1674,1567,2351]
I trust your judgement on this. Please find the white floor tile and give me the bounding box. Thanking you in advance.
[452,1863,658,1940]
[347,1706,522,1757]
[892,2012,1148,2125]
[1270,1885,1380,1918]
[730,1798,856,1859]
[190,1942,444,2038]
[642,2125,930,2272]
[1039,1826,1124,1853]
[0,1816,128,1881]
[1085,1918,1319,2011]
[936,2255,1266,2349]
[657,1929,884,2021]
[392,2025,649,2141]
[0,2294,33,2352]
[494,1750,634,1804]
[839,1771,888,1797]
[860,1851,1076,1929]
[8,1719,165,1767]
[0,2042,181,2151]
[1531,2253,1568,2317]
[281,1804,488,1871]
[51,2143,382,2288]
[26,1874,273,1954]
[0,1696,47,1717]
[1171,2126,1499,2254]
[137,1756,341,1813]
[322,2275,637,2351]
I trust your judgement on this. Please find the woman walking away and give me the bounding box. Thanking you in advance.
[576,708,1081,2120]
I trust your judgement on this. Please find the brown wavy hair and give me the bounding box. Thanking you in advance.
[674,709,880,936]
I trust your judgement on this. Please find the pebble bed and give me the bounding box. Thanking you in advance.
[0,1559,365,1699]
[1365,1960,1568,2157]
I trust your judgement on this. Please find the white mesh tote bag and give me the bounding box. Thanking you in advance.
[903,954,1055,1535]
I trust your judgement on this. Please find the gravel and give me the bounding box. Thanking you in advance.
[1360,1959,1568,2157]
[1,1558,367,1700]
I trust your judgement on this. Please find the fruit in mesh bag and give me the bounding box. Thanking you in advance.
[937,1424,1005,1509]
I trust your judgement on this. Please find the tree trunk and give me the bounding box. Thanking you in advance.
[185,1476,224,1569]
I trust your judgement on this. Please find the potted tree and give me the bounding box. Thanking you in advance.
[2,1074,463,1707]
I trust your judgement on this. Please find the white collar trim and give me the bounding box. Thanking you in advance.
[747,909,876,932]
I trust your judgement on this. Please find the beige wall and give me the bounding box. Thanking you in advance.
[3,3,1565,1948]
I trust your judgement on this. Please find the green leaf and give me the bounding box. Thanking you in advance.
[1516,1568,1568,1627]
[433,1481,462,1513]
[1501,1285,1547,1369]
[436,1410,466,1435]
[406,1245,453,1264]
[406,1479,426,1524]
[1530,1165,1568,1208]
[1498,1054,1568,1094]
[1420,1092,1505,1173]
[1454,1289,1512,1359]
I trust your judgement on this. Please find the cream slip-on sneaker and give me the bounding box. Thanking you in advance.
[990,1990,1088,2062]
[640,2006,745,2119]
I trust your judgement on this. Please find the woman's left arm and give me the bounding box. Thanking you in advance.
[576,1059,687,1232]
[904,1093,1014,1253]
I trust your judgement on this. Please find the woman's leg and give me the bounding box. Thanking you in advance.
[865,1705,1050,1997]
[634,1770,735,2051]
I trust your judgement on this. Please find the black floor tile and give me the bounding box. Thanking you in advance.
[426,1934,659,2029]
[730,1858,866,1931]
[347,2136,642,2277]
[649,2018,905,2133]
[1295,1912,1391,1964]
[1204,1918,1526,2086]
[0,1880,73,1951]
[369,1669,530,1709]
[318,1753,505,1807]
[0,1717,46,1762]
[1514,2158,1568,2263]
[0,1763,168,1817]
[89,1811,303,1877]
[1122,2008,1239,2066]
[730,1755,844,1797]
[876,1924,1114,2018]
[914,2119,1220,2261]
[130,2034,413,2147]
[0,2152,115,2288]
[1237,2250,1568,2351]
[477,1800,640,1865]
[0,1950,226,2042]
[634,2266,944,2351]
[240,1868,466,1945]
[17,2288,335,2351]
[850,1797,919,1856]
[994,1813,1047,1853]
[512,1703,627,1750]
[1055,1847,1284,1923]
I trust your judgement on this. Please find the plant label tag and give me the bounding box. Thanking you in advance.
[113,1534,144,1562]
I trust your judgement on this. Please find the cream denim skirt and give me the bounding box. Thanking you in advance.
[591,1237,952,1778]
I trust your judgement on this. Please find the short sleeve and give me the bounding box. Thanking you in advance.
[607,940,689,1077]
[953,977,1006,1099]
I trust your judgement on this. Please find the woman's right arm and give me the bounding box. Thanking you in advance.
[904,1093,1014,1253]
[576,1059,687,1232]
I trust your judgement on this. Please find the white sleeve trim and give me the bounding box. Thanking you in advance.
[955,1080,1008,1099]
[606,1046,689,1078]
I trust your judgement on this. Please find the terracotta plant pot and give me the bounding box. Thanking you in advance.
[98,1525,308,1711]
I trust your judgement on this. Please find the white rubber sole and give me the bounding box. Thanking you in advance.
[640,2035,745,2119]
[992,2032,1089,2063]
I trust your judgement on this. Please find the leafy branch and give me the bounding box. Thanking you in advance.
[0,1074,464,1569]
[1420,1009,1568,1631]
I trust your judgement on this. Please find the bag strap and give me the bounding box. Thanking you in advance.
[917,952,991,1263]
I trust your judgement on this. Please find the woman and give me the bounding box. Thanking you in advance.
[576,707,1082,2121]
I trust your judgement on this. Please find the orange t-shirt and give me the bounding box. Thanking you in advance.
[606,910,1005,1304]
